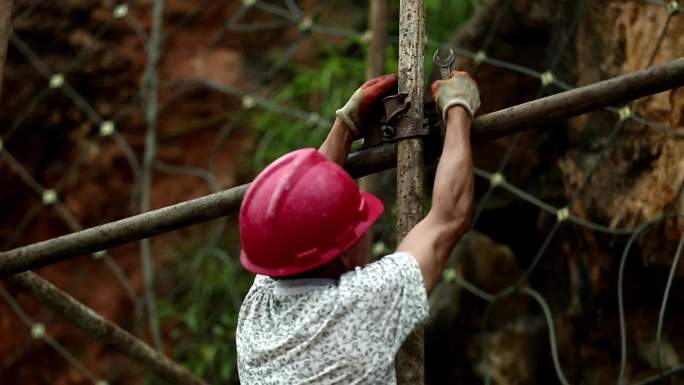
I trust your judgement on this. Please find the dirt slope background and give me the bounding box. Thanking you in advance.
[1,1,683,384]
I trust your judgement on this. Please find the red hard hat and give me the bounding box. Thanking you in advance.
[239,148,384,277]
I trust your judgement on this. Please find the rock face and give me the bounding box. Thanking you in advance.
[424,1,684,385]
[566,0,684,253]
[561,1,684,382]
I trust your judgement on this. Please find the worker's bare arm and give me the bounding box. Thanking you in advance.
[319,118,354,166]
[397,106,474,294]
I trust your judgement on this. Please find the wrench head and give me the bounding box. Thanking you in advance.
[432,48,455,66]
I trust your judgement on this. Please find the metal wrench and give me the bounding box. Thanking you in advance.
[433,48,455,80]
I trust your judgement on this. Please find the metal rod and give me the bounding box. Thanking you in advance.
[4,272,208,385]
[472,57,684,140]
[2,58,684,277]
[0,185,249,276]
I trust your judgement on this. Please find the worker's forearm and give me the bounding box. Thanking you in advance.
[318,118,353,166]
[430,107,474,227]
[398,106,474,293]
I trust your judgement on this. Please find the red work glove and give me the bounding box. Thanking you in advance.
[336,74,398,139]
[431,71,481,122]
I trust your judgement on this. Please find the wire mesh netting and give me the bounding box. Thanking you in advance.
[1,0,684,384]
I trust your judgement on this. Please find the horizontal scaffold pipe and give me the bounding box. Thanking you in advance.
[2,57,684,277]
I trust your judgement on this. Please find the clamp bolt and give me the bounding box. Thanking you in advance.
[381,124,395,139]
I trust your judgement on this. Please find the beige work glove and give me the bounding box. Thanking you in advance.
[431,71,481,121]
[336,74,398,139]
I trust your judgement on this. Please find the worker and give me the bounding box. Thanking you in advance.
[236,71,479,384]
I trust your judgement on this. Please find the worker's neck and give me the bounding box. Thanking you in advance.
[278,257,350,280]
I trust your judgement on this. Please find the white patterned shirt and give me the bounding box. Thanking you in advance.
[236,252,429,385]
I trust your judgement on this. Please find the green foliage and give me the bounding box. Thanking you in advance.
[250,39,369,169]
[425,0,477,43]
[156,229,253,385]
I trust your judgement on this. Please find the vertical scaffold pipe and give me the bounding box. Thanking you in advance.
[395,0,426,384]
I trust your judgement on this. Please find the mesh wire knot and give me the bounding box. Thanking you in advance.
[113,4,129,18]
[667,0,679,14]
[474,51,488,65]
[242,0,256,6]
[242,96,256,109]
[371,241,386,257]
[360,30,372,44]
[619,105,632,121]
[42,189,58,205]
[299,17,313,32]
[49,74,64,89]
[443,268,457,283]
[490,172,505,187]
[99,121,115,136]
[93,250,107,259]
[31,323,46,339]
[556,207,570,222]
[540,71,555,87]
[307,112,320,126]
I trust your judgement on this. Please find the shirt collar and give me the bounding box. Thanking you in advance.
[274,278,338,295]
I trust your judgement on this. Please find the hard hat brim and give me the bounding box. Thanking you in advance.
[356,190,385,239]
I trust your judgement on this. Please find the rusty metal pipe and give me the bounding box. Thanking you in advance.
[2,57,684,277]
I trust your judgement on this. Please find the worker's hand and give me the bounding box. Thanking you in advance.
[336,74,398,139]
[431,71,480,122]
